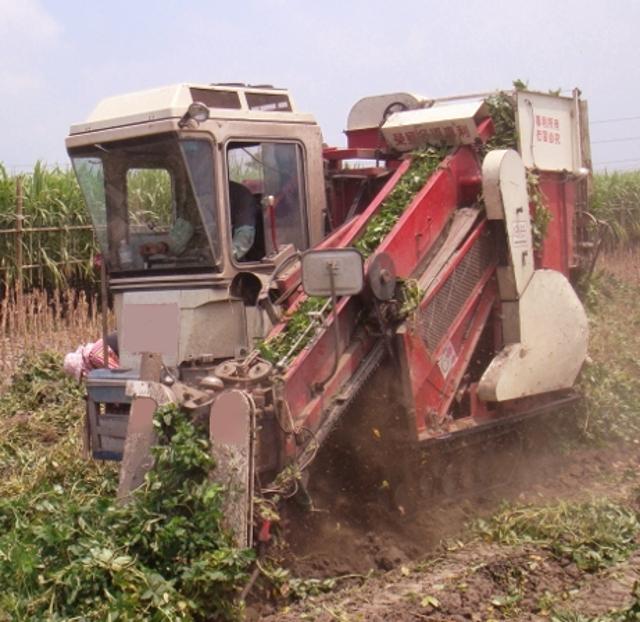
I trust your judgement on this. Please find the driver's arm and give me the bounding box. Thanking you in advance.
[139,218,194,257]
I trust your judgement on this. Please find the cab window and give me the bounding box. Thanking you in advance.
[227,141,307,262]
[71,134,218,273]
[127,168,173,232]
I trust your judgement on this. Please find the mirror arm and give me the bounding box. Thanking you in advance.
[313,263,340,393]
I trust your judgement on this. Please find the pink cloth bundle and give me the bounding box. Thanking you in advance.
[63,339,119,381]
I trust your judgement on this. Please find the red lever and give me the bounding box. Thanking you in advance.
[258,519,272,543]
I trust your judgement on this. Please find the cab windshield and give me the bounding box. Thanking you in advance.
[70,133,218,273]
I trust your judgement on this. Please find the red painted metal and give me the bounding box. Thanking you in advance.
[325,167,392,228]
[262,98,587,472]
[338,158,412,244]
[375,147,480,278]
[535,172,577,275]
[345,127,387,150]
[458,175,483,206]
[395,222,499,438]
[476,117,495,144]
[273,147,491,459]
[269,107,586,455]
[258,519,272,543]
[468,382,492,421]
[323,147,381,162]
[414,280,497,440]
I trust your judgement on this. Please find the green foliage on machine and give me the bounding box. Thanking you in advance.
[483,89,551,250]
[260,147,447,366]
[354,146,449,257]
[528,170,553,250]
[259,295,327,364]
[484,91,519,152]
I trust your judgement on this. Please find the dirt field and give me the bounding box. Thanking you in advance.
[0,254,637,621]
[253,253,640,621]
[257,442,639,620]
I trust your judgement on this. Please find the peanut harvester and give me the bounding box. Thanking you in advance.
[66,84,593,546]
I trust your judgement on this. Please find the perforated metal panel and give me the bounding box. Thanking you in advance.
[416,231,495,352]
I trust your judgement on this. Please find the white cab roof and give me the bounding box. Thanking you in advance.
[69,83,316,134]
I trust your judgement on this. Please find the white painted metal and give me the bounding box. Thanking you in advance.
[478,269,588,401]
[117,289,247,369]
[69,83,315,135]
[347,92,425,131]
[516,90,581,173]
[301,248,364,297]
[209,389,255,547]
[381,100,488,150]
[479,148,588,401]
[118,379,176,499]
[482,149,534,302]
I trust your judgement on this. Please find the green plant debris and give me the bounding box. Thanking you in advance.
[0,358,253,621]
[475,499,640,572]
[0,351,92,499]
[399,278,423,315]
[484,91,519,152]
[483,90,553,251]
[578,272,640,443]
[513,78,529,91]
[260,147,447,366]
[259,295,326,364]
[528,170,553,250]
[580,357,640,444]
[354,146,448,257]
[260,563,340,600]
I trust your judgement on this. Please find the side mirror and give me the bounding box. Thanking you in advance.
[301,248,364,297]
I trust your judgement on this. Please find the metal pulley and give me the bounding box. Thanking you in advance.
[247,361,273,382]
[368,252,397,301]
[214,359,273,384]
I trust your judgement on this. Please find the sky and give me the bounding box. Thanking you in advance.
[0,0,637,173]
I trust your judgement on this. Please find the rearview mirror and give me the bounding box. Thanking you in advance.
[301,248,364,297]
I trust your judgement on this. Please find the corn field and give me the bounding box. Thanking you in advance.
[592,170,640,249]
[0,162,639,293]
[0,162,96,291]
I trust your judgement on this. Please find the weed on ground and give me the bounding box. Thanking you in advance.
[0,360,252,621]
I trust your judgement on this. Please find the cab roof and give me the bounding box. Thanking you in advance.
[69,83,316,135]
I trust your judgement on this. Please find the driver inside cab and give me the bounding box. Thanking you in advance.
[229,181,259,261]
[138,218,194,257]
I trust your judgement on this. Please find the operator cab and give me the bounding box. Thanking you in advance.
[66,83,326,282]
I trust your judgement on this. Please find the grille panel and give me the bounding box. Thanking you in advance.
[416,231,495,352]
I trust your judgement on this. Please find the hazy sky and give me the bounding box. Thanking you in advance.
[0,0,637,172]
